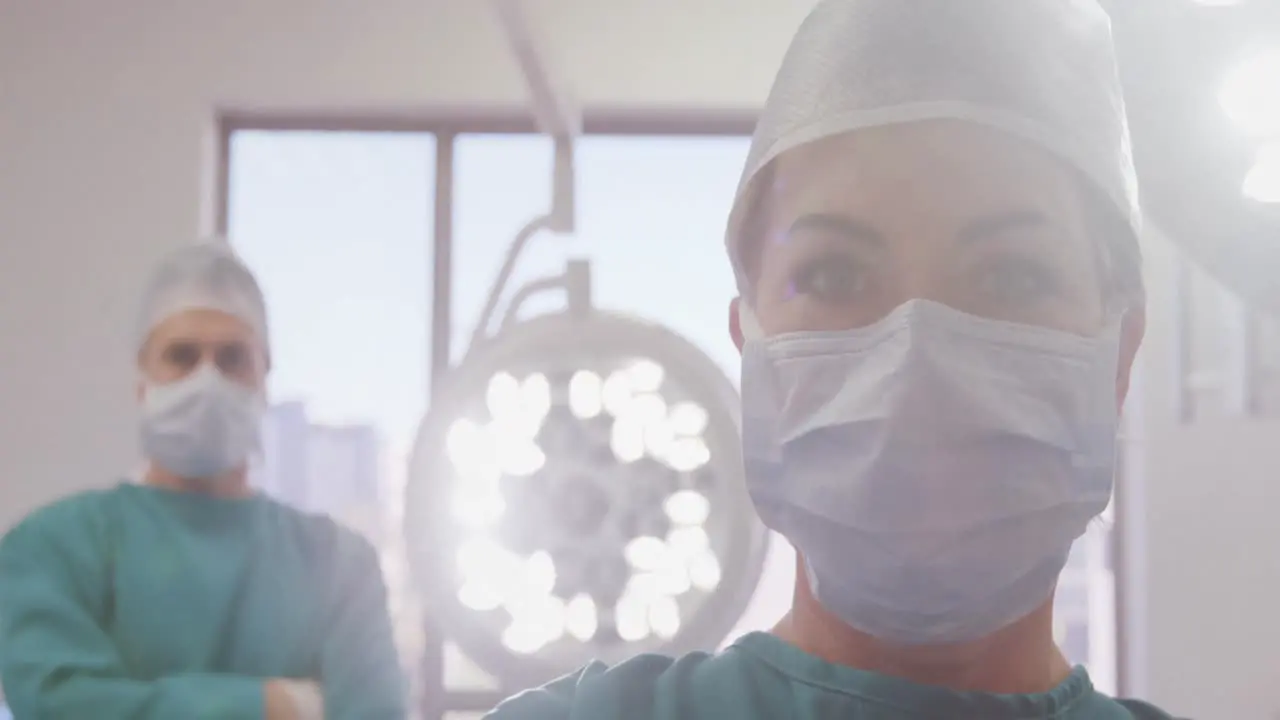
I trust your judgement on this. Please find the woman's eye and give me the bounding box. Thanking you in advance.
[791,256,868,304]
[972,258,1059,306]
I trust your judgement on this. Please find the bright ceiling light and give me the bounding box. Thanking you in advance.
[564,594,599,642]
[1221,48,1280,137]
[407,248,770,687]
[450,361,724,653]
[665,490,712,526]
[1243,143,1280,203]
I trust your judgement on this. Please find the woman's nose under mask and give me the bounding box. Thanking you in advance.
[739,299,1122,645]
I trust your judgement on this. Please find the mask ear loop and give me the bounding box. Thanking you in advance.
[738,302,765,342]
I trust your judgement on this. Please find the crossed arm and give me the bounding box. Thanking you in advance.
[0,521,407,720]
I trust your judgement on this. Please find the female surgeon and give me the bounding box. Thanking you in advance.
[0,243,408,719]
[488,0,1178,719]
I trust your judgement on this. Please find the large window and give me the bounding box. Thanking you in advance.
[225,130,437,691]
[223,121,1122,714]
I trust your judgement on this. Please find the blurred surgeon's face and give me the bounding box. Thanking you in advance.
[730,119,1144,405]
[137,309,267,393]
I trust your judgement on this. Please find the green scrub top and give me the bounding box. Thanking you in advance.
[487,632,1176,720]
[0,482,407,719]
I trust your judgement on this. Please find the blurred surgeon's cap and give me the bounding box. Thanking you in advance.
[135,241,269,356]
[725,0,1142,303]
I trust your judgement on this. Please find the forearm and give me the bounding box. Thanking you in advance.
[2,670,266,720]
[318,535,410,719]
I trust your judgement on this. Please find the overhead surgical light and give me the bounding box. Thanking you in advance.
[1221,47,1280,138]
[405,4,767,683]
[405,238,768,686]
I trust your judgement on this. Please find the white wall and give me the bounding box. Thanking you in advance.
[1,1,1276,718]
[1125,230,1280,719]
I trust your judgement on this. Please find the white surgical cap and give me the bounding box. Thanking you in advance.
[725,0,1142,296]
[136,241,269,354]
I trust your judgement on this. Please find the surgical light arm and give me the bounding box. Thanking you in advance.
[467,0,581,358]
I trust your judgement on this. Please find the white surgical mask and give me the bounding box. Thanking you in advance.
[140,364,265,480]
[739,299,1121,645]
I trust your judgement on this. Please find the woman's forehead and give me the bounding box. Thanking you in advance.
[769,121,1081,216]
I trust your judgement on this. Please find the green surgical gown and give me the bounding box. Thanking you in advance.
[0,482,407,719]
[487,633,1176,720]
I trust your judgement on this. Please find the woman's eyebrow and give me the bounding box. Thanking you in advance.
[957,210,1050,245]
